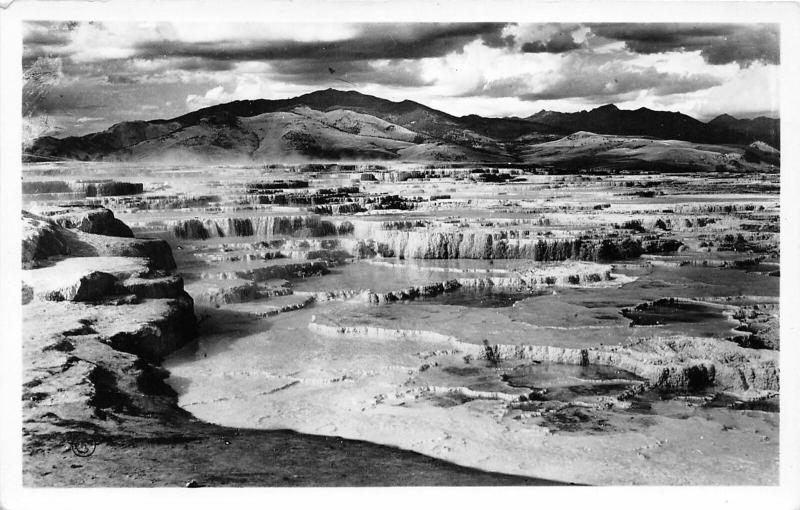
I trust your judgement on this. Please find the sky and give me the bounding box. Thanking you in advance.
[22,21,780,138]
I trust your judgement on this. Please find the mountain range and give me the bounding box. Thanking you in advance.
[25,88,780,170]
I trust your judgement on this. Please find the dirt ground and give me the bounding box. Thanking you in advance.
[23,420,561,487]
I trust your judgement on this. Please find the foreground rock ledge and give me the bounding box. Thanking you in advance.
[22,208,197,438]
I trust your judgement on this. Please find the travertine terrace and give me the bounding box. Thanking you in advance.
[21,161,780,485]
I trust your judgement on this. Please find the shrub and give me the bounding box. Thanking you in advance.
[482,339,501,367]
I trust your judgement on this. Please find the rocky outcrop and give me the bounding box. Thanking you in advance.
[295,289,364,302]
[466,262,613,287]
[21,212,70,265]
[358,280,462,305]
[497,337,777,394]
[727,303,779,350]
[236,294,316,317]
[590,336,778,394]
[420,386,522,403]
[22,257,149,302]
[199,260,330,282]
[35,205,134,237]
[309,318,777,395]
[22,210,176,270]
[22,208,196,445]
[22,294,196,443]
[115,274,186,300]
[187,280,263,305]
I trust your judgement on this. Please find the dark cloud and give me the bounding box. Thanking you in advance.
[700,28,779,65]
[31,57,236,87]
[519,67,722,101]
[24,23,497,86]
[589,23,779,66]
[23,21,79,65]
[115,23,506,88]
[521,30,584,53]
[24,73,209,124]
[133,23,510,63]
[267,59,434,88]
[481,32,516,49]
[23,31,72,46]
[464,52,722,102]
[106,74,138,84]
[171,57,236,72]
[23,20,79,38]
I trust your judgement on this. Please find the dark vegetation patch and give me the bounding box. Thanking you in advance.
[621,298,725,326]
[442,366,482,377]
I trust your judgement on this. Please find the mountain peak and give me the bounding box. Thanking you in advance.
[595,104,619,112]
[709,113,738,124]
[303,88,361,98]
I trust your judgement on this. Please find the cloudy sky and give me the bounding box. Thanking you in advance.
[23,21,780,137]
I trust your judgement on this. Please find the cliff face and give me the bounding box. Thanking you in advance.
[353,228,675,261]
[22,207,196,442]
[167,215,345,240]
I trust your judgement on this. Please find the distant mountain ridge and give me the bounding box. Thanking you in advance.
[706,114,780,148]
[26,88,780,166]
[527,104,779,148]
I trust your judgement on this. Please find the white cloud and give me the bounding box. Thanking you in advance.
[644,63,779,119]
[185,75,316,110]
[186,85,227,109]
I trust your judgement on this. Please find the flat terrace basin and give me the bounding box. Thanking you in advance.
[612,264,779,298]
[291,260,464,294]
[507,264,777,339]
[622,299,731,327]
[315,301,634,350]
[304,262,775,349]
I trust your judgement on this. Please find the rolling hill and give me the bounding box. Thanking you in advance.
[25,88,779,170]
[518,131,773,172]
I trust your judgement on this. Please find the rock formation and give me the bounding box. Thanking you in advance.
[23,210,176,270]
[22,206,196,444]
